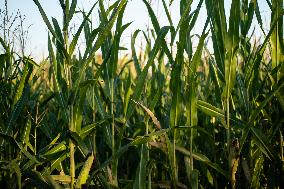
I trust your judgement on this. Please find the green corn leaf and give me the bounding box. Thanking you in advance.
[223,51,237,99]
[250,76,284,125]
[98,0,108,22]
[191,169,199,189]
[48,35,68,122]
[20,118,31,147]
[4,86,30,140]
[126,26,171,120]
[208,56,223,103]
[109,2,127,78]
[106,1,120,16]
[206,169,214,186]
[44,142,67,160]
[222,0,240,100]
[205,0,226,73]
[0,132,40,164]
[228,0,240,49]
[46,175,64,189]
[161,0,173,27]
[87,130,169,183]
[76,153,94,188]
[25,170,51,188]
[171,0,193,44]
[265,0,272,9]
[93,0,127,53]
[69,1,98,55]
[184,156,192,185]
[142,0,173,63]
[87,145,130,183]
[245,14,280,88]
[255,1,265,34]
[186,33,208,126]
[51,18,64,44]
[176,145,227,178]
[123,71,132,117]
[24,56,40,67]
[50,175,71,184]
[188,0,204,32]
[0,53,6,77]
[240,76,284,152]
[251,128,273,159]
[0,36,9,51]
[32,0,55,36]
[131,30,141,75]
[79,79,98,88]
[74,86,87,133]
[80,119,106,139]
[164,133,177,183]
[82,10,91,42]
[33,0,61,43]
[12,60,32,107]
[196,100,225,120]
[170,62,182,128]
[39,93,55,108]
[251,155,264,188]
[4,159,22,188]
[142,0,160,34]
[68,131,90,157]
[133,144,147,189]
[130,129,168,146]
[144,83,164,128]
[49,134,61,147]
[93,84,108,119]
[74,0,127,97]
[241,0,255,36]
[270,0,284,77]
[33,0,67,57]
[42,152,69,175]
[69,0,77,22]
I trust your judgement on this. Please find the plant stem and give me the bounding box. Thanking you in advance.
[110,78,118,185]
[62,1,75,187]
[190,126,194,171]
[173,128,177,182]
[226,97,231,185]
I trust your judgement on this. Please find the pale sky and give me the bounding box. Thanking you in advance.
[3,0,270,60]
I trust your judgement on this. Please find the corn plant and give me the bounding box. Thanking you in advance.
[0,0,284,188]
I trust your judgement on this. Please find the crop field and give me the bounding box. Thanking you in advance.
[0,0,284,188]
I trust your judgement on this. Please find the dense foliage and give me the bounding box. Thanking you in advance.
[0,0,284,188]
